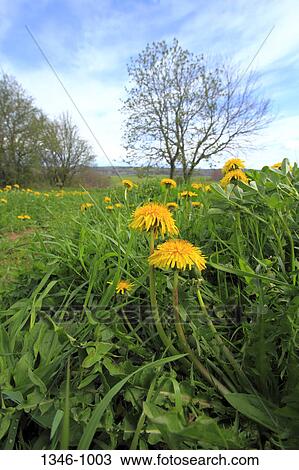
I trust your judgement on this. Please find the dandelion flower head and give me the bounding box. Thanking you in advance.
[130,202,178,237]
[17,214,31,220]
[192,201,203,208]
[122,179,134,190]
[160,178,177,188]
[191,183,203,190]
[80,202,94,212]
[220,169,248,187]
[271,162,281,169]
[222,158,245,174]
[166,202,179,210]
[179,191,197,198]
[149,239,206,271]
[116,280,134,294]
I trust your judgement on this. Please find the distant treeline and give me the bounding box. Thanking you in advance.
[94,166,223,180]
[0,73,95,188]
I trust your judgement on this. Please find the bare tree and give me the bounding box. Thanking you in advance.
[122,39,272,181]
[41,112,95,186]
[0,73,44,185]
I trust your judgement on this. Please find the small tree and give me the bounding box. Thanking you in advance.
[122,39,271,181]
[41,113,95,186]
[0,73,44,185]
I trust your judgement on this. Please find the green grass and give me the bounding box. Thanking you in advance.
[0,162,299,450]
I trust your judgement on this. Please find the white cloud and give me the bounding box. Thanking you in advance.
[4,63,126,164]
[251,116,299,165]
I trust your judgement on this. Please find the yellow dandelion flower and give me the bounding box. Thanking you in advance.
[179,191,197,198]
[114,203,123,208]
[160,178,177,188]
[220,169,249,187]
[4,185,12,191]
[271,161,293,171]
[80,202,94,212]
[191,183,203,190]
[13,183,20,189]
[192,201,203,208]
[44,193,49,197]
[1,198,7,204]
[191,183,211,192]
[130,202,179,237]
[149,239,206,271]
[122,179,134,190]
[166,202,179,209]
[116,280,134,295]
[103,196,111,203]
[271,162,282,169]
[17,214,31,220]
[26,188,33,193]
[106,205,114,210]
[222,158,245,174]
[34,191,41,196]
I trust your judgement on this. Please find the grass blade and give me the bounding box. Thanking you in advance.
[60,357,71,449]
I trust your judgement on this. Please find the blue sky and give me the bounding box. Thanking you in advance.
[0,0,298,168]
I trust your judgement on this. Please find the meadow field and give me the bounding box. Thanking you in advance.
[0,159,298,450]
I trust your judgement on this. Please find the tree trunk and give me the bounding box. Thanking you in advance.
[54,172,63,188]
[182,162,188,183]
[185,167,193,183]
[169,162,175,179]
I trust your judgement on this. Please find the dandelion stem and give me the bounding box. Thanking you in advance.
[279,213,297,286]
[172,271,229,397]
[163,187,169,204]
[149,231,178,355]
[61,356,70,449]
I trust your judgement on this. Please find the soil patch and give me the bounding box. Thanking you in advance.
[4,229,35,241]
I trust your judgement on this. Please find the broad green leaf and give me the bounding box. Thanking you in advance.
[78,373,98,389]
[225,393,281,432]
[82,343,114,368]
[50,409,64,440]
[78,353,186,449]
[28,369,47,394]
[0,413,13,440]
[2,391,24,404]
[209,260,288,286]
